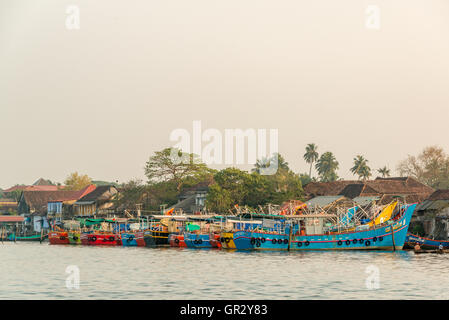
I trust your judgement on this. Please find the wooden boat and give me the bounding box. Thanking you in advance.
[404,233,449,250]
[7,233,47,242]
[49,231,70,245]
[209,233,222,248]
[184,232,214,248]
[143,227,170,247]
[220,232,236,249]
[121,231,145,247]
[233,203,417,251]
[68,231,81,245]
[80,232,120,246]
[169,233,187,247]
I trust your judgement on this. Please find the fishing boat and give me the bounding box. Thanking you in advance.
[7,233,47,242]
[143,228,170,246]
[169,233,187,247]
[184,232,214,248]
[121,231,145,247]
[219,219,263,249]
[68,230,81,245]
[80,232,120,246]
[49,230,70,245]
[404,233,449,250]
[233,202,417,251]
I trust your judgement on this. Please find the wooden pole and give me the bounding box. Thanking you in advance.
[391,224,396,252]
[288,224,292,251]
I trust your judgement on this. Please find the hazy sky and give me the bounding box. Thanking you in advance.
[1,0,449,188]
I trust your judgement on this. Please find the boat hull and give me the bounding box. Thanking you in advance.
[404,233,449,250]
[233,203,416,251]
[81,233,119,246]
[7,233,47,242]
[184,232,214,248]
[169,234,187,247]
[68,231,81,245]
[143,229,169,247]
[121,232,145,247]
[49,231,70,245]
[220,232,236,249]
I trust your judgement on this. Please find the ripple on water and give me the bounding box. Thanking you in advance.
[0,242,445,299]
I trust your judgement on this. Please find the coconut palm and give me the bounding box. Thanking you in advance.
[377,166,391,178]
[303,143,319,178]
[351,155,371,180]
[315,152,339,182]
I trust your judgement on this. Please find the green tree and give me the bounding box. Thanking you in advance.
[144,148,213,191]
[315,152,339,182]
[114,179,146,211]
[377,166,391,178]
[303,143,319,178]
[350,155,371,180]
[64,172,92,190]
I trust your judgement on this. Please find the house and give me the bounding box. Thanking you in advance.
[0,198,18,215]
[73,185,119,217]
[410,189,449,239]
[170,180,212,214]
[304,177,434,205]
[17,185,95,232]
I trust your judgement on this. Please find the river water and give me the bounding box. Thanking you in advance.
[0,242,447,299]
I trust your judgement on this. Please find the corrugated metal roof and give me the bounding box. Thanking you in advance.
[352,196,380,206]
[417,200,449,211]
[306,196,343,207]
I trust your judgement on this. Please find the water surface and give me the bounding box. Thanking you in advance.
[0,242,447,299]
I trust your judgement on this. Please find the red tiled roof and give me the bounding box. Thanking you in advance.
[21,185,96,214]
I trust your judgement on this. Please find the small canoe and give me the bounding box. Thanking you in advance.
[7,233,47,241]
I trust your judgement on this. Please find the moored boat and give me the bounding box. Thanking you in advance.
[169,233,187,247]
[184,232,213,248]
[233,203,417,251]
[7,233,47,242]
[81,232,120,246]
[404,233,449,250]
[49,231,70,245]
[68,230,81,245]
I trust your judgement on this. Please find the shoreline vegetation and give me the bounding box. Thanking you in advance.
[1,145,449,215]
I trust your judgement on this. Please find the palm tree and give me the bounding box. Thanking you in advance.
[377,166,391,178]
[303,143,319,178]
[315,152,339,182]
[350,155,371,180]
[252,153,289,174]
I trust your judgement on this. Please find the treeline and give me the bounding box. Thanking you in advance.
[137,148,303,213]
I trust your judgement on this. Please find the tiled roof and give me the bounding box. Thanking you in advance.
[21,185,95,214]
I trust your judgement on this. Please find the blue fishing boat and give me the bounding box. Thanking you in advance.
[184,232,213,248]
[121,232,138,246]
[404,233,449,250]
[233,203,417,251]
